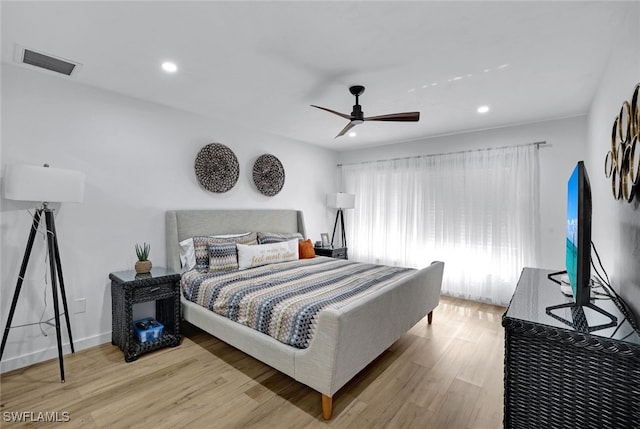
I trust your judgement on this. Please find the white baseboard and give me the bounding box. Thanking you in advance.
[0,332,112,374]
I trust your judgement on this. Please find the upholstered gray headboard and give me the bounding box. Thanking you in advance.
[165,209,306,273]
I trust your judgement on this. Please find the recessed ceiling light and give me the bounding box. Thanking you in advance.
[348,131,357,137]
[161,61,177,73]
[477,105,490,114]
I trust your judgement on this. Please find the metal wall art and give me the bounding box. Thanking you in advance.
[605,83,640,202]
[253,154,285,196]
[194,143,239,193]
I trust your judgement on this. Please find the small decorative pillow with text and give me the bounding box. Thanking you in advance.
[237,238,299,270]
[257,231,304,244]
[298,239,316,259]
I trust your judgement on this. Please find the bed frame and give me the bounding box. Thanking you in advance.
[166,209,444,419]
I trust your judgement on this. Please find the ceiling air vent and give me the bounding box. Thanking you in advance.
[15,46,81,77]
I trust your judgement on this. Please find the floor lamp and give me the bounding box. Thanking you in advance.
[1,163,85,382]
[327,193,355,248]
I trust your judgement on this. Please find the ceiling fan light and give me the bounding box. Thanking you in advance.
[315,85,420,137]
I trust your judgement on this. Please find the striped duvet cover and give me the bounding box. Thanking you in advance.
[181,257,415,349]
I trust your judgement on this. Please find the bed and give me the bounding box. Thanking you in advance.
[166,209,444,419]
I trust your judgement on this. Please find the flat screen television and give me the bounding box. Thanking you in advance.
[546,161,616,332]
[565,161,591,306]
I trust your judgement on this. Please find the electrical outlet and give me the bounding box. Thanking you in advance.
[74,298,86,314]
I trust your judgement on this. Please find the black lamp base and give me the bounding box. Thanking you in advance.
[0,207,74,382]
[331,208,347,248]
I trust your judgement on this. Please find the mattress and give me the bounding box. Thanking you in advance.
[181,256,415,348]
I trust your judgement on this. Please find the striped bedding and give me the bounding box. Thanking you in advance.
[181,256,415,349]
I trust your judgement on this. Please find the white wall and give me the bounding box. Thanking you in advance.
[586,1,640,317]
[0,63,338,372]
[338,115,588,271]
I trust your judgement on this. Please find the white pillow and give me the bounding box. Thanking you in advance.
[179,238,196,272]
[212,232,253,239]
[237,239,299,270]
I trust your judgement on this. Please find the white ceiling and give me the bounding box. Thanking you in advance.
[1,1,633,150]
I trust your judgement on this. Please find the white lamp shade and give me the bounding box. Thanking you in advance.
[4,164,85,203]
[327,192,355,209]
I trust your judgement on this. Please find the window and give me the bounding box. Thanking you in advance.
[342,144,540,305]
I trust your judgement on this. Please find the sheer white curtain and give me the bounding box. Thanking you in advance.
[341,144,540,305]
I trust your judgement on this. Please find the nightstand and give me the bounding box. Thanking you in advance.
[110,267,182,362]
[314,246,348,260]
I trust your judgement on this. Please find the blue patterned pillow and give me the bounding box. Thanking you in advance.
[208,242,239,272]
[193,236,213,271]
[192,232,258,272]
[257,232,303,244]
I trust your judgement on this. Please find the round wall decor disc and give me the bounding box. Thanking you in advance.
[253,154,285,196]
[194,143,239,193]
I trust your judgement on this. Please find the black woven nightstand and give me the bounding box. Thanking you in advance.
[314,246,348,260]
[503,268,640,429]
[110,267,182,362]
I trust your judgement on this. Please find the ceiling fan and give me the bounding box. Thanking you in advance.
[311,85,420,138]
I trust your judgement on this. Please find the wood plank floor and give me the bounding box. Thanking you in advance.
[0,296,505,428]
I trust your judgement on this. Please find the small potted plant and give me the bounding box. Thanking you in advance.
[135,242,152,274]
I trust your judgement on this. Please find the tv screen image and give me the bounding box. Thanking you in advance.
[565,161,591,306]
[566,165,580,299]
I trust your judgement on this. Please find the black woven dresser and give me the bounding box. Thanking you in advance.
[503,268,640,429]
[110,267,182,362]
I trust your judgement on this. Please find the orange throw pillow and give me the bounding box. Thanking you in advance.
[298,239,316,259]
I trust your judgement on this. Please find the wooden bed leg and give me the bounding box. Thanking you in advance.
[321,394,333,420]
[428,310,433,324]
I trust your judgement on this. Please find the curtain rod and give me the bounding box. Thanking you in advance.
[336,140,547,168]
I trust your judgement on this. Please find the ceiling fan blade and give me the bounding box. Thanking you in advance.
[310,105,352,120]
[335,121,357,138]
[363,112,420,122]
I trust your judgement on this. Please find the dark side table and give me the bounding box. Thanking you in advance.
[314,246,348,260]
[110,267,182,362]
[502,268,640,428]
